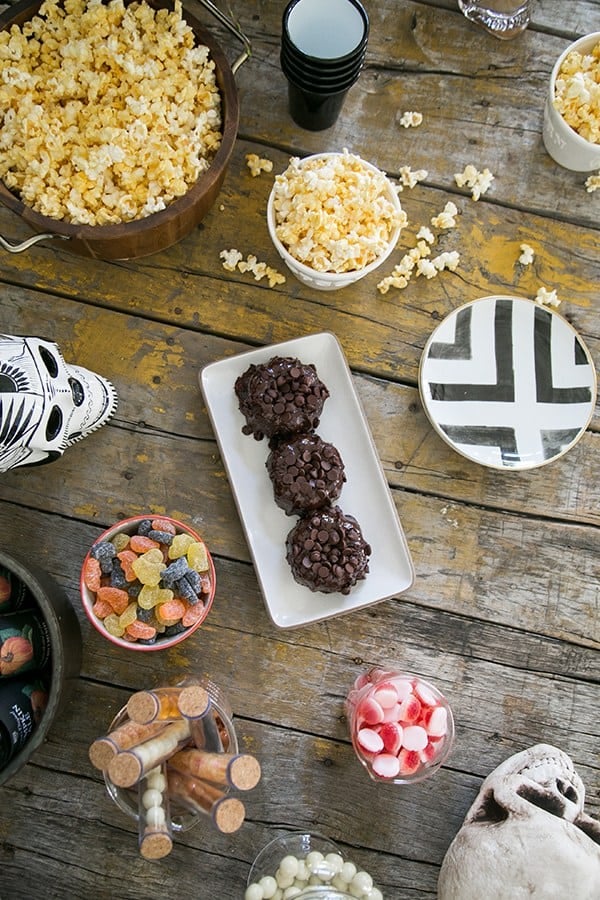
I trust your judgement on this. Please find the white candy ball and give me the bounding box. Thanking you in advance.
[295,861,309,883]
[141,788,163,810]
[325,853,344,875]
[332,874,350,891]
[283,888,302,899]
[245,886,264,900]
[259,875,278,899]
[279,855,300,879]
[146,772,166,792]
[276,872,295,890]
[340,861,357,883]
[351,870,374,895]
[305,851,324,873]
[145,806,166,828]
[366,888,383,900]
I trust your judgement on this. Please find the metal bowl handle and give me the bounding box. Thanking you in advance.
[192,0,251,74]
[0,232,69,253]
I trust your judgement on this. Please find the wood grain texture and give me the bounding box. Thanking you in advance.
[0,1,597,898]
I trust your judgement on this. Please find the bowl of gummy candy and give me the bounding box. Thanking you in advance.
[80,515,216,651]
[245,831,383,900]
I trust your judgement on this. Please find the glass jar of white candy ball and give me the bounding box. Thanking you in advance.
[245,831,383,900]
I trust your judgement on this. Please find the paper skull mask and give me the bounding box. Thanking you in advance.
[438,743,600,899]
[0,334,117,472]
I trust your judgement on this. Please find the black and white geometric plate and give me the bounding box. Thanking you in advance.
[418,295,597,471]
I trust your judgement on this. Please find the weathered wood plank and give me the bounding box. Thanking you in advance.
[1,288,598,535]
[0,136,598,386]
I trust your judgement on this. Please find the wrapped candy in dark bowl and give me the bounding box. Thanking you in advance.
[0,0,245,259]
[0,548,82,785]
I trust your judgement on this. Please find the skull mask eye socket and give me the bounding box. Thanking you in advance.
[46,405,63,441]
[38,345,60,378]
[69,377,85,407]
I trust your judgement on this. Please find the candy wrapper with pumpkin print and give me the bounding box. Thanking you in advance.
[0,609,51,678]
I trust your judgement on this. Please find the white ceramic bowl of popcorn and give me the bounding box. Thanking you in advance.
[543,32,600,172]
[267,151,405,291]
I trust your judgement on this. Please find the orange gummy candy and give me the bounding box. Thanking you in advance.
[152,518,177,535]
[181,600,206,628]
[156,597,186,625]
[92,597,113,620]
[126,620,157,641]
[83,556,102,592]
[96,586,130,615]
[130,535,160,554]
[117,549,138,582]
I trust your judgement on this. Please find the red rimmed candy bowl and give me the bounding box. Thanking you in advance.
[345,667,455,784]
[80,515,215,651]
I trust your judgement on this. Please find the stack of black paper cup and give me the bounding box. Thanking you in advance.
[281,0,369,131]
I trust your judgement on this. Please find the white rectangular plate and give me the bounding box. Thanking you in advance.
[200,332,414,628]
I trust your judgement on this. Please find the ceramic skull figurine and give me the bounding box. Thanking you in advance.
[0,334,117,472]
[438,744,600,899]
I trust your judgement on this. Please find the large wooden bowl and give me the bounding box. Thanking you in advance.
[0,0,239,260]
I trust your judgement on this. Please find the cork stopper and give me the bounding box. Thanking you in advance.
[127,691,160,725]
[108,751,143,788]
[228,754,262,791]
[139,831,173,860]
[178,685,210,720]
[88,737,117,771]
[211,796,246,834]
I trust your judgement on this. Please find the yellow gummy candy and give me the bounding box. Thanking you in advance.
[138,585,173,609]
[187,541,208,572]
[104,613,125,637]
[168,533,195,559]
[110,532,130,552]
[119,602,138,629]
[132,552,165,586]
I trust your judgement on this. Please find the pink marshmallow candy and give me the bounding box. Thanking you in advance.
[372,753,401,778]
[357,727,384,754]
[401,725,428,751]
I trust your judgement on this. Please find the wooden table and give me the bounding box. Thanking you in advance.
[0,1,598,897]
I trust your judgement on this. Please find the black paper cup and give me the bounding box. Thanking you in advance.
[282,0,369,68]
[285,79,353,130]
[280,45,366,86]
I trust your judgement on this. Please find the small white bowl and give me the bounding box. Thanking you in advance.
[543,31,600,172]
[267,152,403,291]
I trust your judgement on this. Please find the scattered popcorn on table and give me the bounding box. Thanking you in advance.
[0,0,223,225]
[398,165,429,189]
[271,150,407,273]
[454,164,495,200]
[535,287,561,307]
[245,153,273,177]
[220,248,243,271]
[432,250,460,271]
[431,201,459,229]
[585,173,600,192]
[519,243,535,265]
[220,249,285,287]
[416,225,435,244]
[553,39,600,144]
[416,258,438,279]
[399,111,423,128]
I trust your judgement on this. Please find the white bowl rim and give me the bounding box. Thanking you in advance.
[267,151,402,281]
